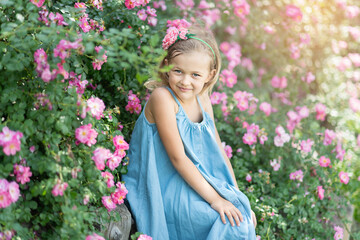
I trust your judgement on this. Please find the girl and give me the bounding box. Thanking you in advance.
[123,21,257,239]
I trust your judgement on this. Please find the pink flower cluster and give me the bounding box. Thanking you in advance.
[210,91,227,105]
[102,182,128,211]
[92,46,108,70]
[222,142,233,159]
[233,90,258,114]
[76,3,105,33]
[349,97,360,113]
[87,97,105,119]
[334,226,344,240]
[194,2,221,28]
[162,24,189,50]
[138,234,153,240]
[271,75,287,89]
[125,0,150,9]
[0,230,15,240]
[319,156,331,167]
[339,171,349,184]
[285,4,302,22]
[220,69,237,88]
[175,0,194,11]
[315,103,326,121]
[301,72,315,84]
[317,186,324,200]
[75,123,98,147]
[270,158,281,171]
[90,0,104,10]
[54,39,83,60]
[102,171,115,188]
[219,42,241,70]
[125,91,142,114]
[232,0,250,20]
[52,180,68,197]
[0,179,20,208]
[153,1,166,11]
[300,139,314,153]
[30,0,45,7]
[68,72,89,95]
[86,233,105,240]
[259,102,272,116]
[289,169,304,182]
[92,135,129,171]
[286,106,309,133]
[334,142,345,161]
[36,5,68,26]
[323,129,336,146]
[274,125,290,147]
[0,127,23,156]
[13,163,32,184]
[137,6,157,26]
[34,48,57,82]
[34,93,53,110]
[242,123,267,146]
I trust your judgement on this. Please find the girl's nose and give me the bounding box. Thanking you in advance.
[180,74,191,85]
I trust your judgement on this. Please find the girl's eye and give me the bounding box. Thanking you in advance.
[174,70,182,73]
[193,73,200,77]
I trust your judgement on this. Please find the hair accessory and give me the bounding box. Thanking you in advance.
[187,36,216,60]
[162,27,216,61]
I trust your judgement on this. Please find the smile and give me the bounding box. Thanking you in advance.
[178,86,192,92]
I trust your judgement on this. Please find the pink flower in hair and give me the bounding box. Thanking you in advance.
[162,27,180,50]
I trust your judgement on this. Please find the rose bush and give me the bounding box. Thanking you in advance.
[1,0,360,239]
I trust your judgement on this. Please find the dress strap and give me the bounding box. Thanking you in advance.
[196,95,205,114]
[166,87,181,106]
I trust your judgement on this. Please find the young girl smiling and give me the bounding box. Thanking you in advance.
[123,21,256,239]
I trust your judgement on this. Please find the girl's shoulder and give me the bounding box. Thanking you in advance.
[145,87,179,124]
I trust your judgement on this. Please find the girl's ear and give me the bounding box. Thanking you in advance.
[164,59,169,66]
[206,69,216,83]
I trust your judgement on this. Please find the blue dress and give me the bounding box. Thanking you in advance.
[123,87,256,239]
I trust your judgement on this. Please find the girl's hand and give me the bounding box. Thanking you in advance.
[210,197,243,227]
[251,210,257,228]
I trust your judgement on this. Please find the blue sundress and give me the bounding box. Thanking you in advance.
[122,87,256,240]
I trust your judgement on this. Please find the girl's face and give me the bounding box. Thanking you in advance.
[166,51,215,102]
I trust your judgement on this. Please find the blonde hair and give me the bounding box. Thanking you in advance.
[145,24,221,95]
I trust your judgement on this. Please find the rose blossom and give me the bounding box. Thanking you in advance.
[319,156,331,167]
[138,234,152,240]
[86,233,105,240]
[339,171,349,184]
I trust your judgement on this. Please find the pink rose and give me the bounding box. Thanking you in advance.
[339,171,349,184]
[318,156,331,167]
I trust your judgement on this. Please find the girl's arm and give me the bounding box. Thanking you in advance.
[200,93,239,190]
[148,88,243,227]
